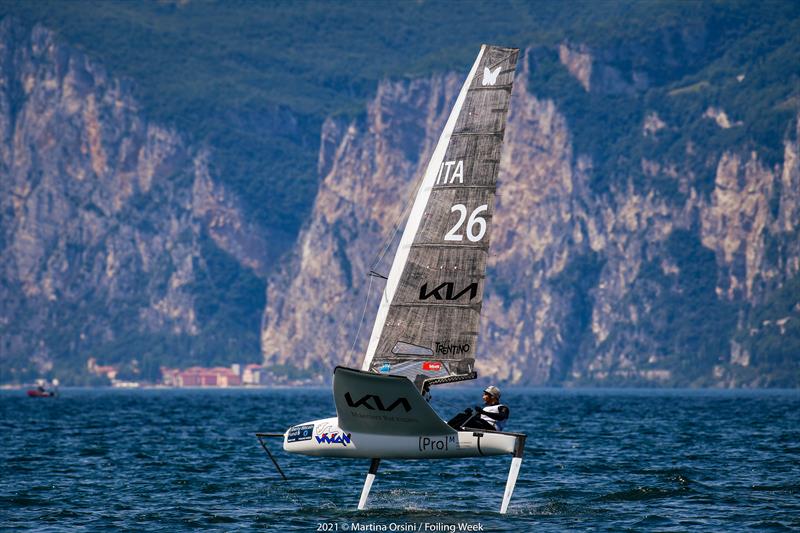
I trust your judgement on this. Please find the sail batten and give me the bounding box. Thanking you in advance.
[410,243,489,249]
[391,303,481,309]
[361,45,519,390]
[452,131,505,136]
[471,85,514,91]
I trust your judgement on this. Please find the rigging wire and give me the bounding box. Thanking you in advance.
[345,273,375,366]
[347,168,421,363]
[345,127,442,363]
[370,204,406,274]
[369,164,426,273]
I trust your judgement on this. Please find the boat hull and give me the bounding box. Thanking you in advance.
[27,390,55,397]
[283,417,517,459]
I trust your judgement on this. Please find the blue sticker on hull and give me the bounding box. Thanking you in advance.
[287,424,314,442]
[316,432,352,446]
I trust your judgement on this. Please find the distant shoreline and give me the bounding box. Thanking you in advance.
[2,385,799,394]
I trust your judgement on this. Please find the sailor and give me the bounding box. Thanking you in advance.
[468,385,509,431]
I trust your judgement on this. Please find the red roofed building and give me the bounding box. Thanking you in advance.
[214,367,241,387]
[161,367,180,387]
[176,366,241,387]
[87,357,119,380]
[242,364,264,385]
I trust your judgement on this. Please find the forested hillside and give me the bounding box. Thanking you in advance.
[5,0,794,233]
[1,1,798,385]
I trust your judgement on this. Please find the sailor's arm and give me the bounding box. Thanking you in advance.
[475,405,509,421]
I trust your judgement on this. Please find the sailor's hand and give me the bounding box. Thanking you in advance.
[474,406,484,413]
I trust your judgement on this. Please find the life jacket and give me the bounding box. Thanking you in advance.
[480,404,508,431]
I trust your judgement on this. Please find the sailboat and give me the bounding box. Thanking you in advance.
[261,44,523,513]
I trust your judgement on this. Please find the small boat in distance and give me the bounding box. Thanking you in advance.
[258,44,523,513]
[27,379,59,397]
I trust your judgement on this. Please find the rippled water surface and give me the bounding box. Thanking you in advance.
[2,387,799,531]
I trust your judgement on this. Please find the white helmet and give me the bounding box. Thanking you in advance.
[483,385,501,399]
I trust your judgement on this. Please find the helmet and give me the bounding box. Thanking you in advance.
[483,385,501,399]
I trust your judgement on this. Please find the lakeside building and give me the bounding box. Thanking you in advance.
[87,357,118,380]
[161,366,242,387]
[158,363,322,387]
[76,359,315,388]
[242,364,265,385]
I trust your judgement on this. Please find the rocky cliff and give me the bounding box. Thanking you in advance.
[261,48,800,387]
[2,16,797,387]
[0,19,281,382]
[260,75,462,372]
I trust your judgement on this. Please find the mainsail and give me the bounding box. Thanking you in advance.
[361,45,520,390]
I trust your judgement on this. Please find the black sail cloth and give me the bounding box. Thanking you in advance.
[362,46,520,391]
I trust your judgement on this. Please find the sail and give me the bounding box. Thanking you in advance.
[361,45,520,390]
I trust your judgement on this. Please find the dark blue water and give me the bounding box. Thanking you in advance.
[2,387,799,531]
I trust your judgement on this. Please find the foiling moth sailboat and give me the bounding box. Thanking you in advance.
[259,44,523,514]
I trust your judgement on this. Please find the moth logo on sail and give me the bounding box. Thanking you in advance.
[315,432,352,447]
[419,282,478,301]
[344,392,412,413]
[483,66,502,86]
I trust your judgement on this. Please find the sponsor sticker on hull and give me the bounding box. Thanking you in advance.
[418,435,457,452]
[422,361,442,371]
[287,424,314,443]
[312,421,353,446]
[344,392,412,412]
[315,432,352,446]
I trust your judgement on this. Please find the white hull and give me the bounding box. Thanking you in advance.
[283,416,517,459]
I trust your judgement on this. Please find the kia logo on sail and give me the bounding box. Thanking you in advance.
[344,392,412,412]
[418,282,478,301]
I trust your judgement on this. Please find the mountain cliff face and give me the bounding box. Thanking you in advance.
[2,15,797,387]
[0,19,280,382]
[260,75,462,373]
[261,49,800,387]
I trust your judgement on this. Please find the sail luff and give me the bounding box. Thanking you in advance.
[361,46,488,371]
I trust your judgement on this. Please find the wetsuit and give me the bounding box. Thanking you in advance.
[475,404,509,431]
[453,404,509,431]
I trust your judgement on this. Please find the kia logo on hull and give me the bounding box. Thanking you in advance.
[344,392,412,413]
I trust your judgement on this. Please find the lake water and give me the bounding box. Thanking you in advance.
[1,387,799,531]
